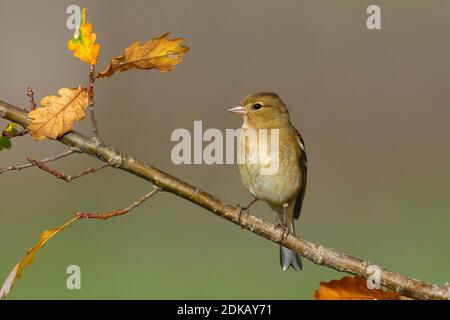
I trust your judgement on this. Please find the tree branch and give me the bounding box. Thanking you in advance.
[2,128,29,139]
[26,86,36,111]
[88,64,102,144]
[0,149,77,174]
[26,156,111,182]
[75,187,160,220]
[0,99,448,300]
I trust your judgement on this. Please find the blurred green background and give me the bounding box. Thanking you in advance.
[1,0,449,299]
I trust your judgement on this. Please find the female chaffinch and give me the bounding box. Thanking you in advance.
[228,92,307,271]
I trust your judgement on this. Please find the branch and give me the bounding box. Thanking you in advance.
[1,100,448,300]
[88,64,102,144]
[0,149,77,174]
[26,156,111,182]
[26,86,36,111]
[75,187,160,220]
[2,128,28,139]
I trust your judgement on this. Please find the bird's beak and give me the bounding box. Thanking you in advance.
[227,105,247,115]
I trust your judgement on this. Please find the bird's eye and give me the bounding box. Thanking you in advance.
[253,103,262,110]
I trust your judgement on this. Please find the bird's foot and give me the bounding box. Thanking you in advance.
[236,204,250,228]
[276,223,290,243]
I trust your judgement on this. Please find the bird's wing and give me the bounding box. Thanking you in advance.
[293,129,307,220]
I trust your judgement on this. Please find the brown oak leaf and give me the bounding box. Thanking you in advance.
[27,87,89,141]
[314,276,401,300]
[97,32,189,78]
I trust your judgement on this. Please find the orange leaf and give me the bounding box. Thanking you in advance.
[314,276,401,300]
[0,216,80,299]
[27,87,89,141]
[97,32,189,78]
[67,8,100,65]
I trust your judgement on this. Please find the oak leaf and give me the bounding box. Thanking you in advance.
[0,216,80,299]
[97,32,189,78]
[27,87,89,141]
[314,276,401,300]
[67,8,100,65]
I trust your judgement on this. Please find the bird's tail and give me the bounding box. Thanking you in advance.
[279,222,302,271]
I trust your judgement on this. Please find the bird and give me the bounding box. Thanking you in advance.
[228,92,307,271]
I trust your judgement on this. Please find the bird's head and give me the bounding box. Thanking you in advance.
[228,92,290,128]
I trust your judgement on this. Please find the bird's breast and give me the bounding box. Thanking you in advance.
[237,127,302,206]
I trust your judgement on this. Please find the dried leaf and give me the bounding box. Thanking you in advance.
[97,32,189,78]
[314,276,401,300]
[27,87,89,141]
[67,8,100,65]
[0,216,80,299]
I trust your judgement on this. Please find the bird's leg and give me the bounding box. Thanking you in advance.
[237,197,258,225]
[278,203,290,243]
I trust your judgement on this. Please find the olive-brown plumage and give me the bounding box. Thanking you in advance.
[228,92,307,271]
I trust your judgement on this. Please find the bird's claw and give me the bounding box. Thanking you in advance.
[277,223,290,243]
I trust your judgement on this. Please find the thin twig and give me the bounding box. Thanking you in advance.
[2,128,29,138]
[0,87,33,138]
[0,149,77,175]
[26,86,36,111]
[26,156,111,183]
[76,187,161,220]
[88,64,102,144]
[1,100,449,300]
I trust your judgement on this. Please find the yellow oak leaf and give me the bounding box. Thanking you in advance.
[67,8,100,65]
[0,216,80,299]
[27,87,89,141]
[314,276,401,300]
[97,32,189,78]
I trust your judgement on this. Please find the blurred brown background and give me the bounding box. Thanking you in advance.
[1,0,449,299]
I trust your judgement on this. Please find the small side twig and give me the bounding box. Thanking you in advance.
[88,64,102,144]
[0,87,35,140]
[26,86,36,111]
[26,156,111,183]
[2,128,29,139]
[75,187,161,220]
[0,149,77,174]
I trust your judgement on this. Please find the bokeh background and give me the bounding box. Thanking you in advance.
[1,0,449,299]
